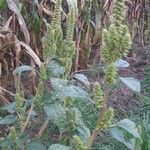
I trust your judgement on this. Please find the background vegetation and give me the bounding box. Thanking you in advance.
[0,0,149,150]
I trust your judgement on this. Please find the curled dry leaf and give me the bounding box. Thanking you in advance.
[42,7,53,17]
[17,41,42,67]
[0,16,12,34]
[6,0,30,44]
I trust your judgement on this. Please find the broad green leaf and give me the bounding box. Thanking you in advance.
[26,141,46,150]
[111,127,135,150]
[119,77,141,92]
[116,119,141,139]
[55,85,90,101]
[48,144,70,150]
[13,65,33,75]
[0,115,17,125]
[116,59,129,68]
[47,59,65,77]
[72,73,90,89]
[111,119,142,150]
[50,78,68,90]
[44,103,66,130]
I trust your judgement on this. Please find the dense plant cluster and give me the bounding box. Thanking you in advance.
[0,0,149,150]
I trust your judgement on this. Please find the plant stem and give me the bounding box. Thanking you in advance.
[21,103,34,133]
[37,117,49,138]
[87,104,107,150]
[87,89,109,150]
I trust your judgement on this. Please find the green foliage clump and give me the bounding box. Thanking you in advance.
[43,0,62,61]
[93,82,104,108]
[14,93,25,127]
[96,107,114,131]
[33,64,47,110]
[8,127,19,150]
[14,93,25,115]
[0,0,144,150]
[105,63,117,84]
[43,0,76,79]
[66,108,77,133]
[113,0,125,25]
[73,135,87,150]
[102,0,131,84]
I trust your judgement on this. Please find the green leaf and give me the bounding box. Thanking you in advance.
[116,59,129,68]
[116,119,141,139]
[111,127,135,150]
[55,85,90,101]
[111,119,142,150]
[44,103,66,130]
[119,77,141,92]
[50,78,68,90]
[72,73,90,89]
[47,59,65,78]
[26,141,46,150]
[48,144,70,150]
[0,115,17,125]
[13,65,33,75]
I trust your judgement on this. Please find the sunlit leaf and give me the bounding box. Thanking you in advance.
[116,59,129,68]
[48,144,70,150]
[119,77,141,92]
